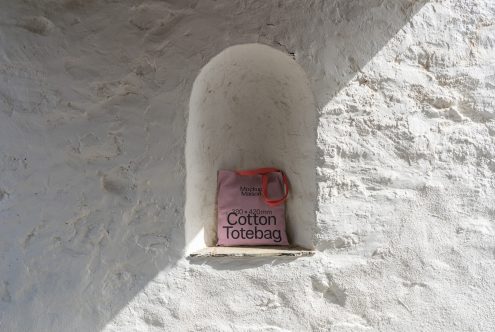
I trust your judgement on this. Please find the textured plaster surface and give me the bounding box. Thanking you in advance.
[0,0,494,331]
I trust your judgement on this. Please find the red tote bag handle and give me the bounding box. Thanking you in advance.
[236,167,289,207]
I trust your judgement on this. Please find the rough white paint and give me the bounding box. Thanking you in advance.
[186,44,316,253]
[0,0,494,331]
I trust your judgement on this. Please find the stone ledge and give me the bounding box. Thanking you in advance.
[188,246,314,258]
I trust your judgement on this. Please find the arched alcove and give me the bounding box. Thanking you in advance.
[185,43,316,256]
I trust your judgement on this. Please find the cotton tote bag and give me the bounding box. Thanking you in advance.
[217,168,289,246]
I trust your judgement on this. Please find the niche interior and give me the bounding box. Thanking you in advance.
[185,44,316,257]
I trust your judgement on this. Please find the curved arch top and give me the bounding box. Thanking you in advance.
[185,43,317,254]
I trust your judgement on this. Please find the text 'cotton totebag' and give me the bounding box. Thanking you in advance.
[217,168,289,246]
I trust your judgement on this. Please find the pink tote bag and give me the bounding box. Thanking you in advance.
[217,168,289,246]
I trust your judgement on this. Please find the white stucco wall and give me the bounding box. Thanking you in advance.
[0,0,494,331]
